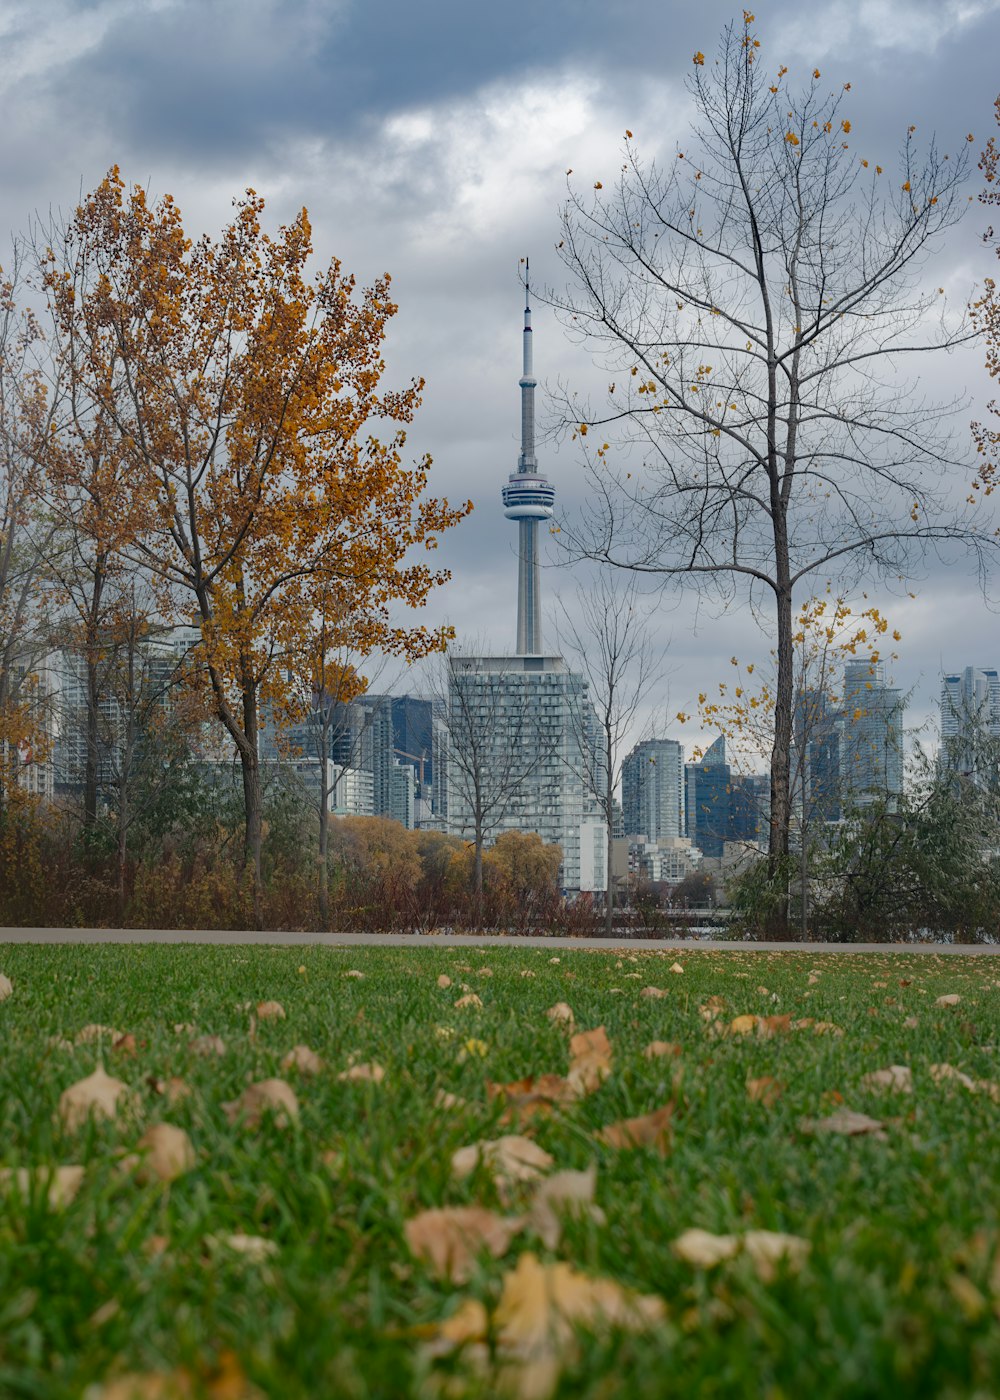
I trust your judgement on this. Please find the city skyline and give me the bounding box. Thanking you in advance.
[2,1,999,760]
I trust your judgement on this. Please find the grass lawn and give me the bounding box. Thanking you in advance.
[0,942,998,1399]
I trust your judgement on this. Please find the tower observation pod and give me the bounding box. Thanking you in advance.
[501,260,555,655]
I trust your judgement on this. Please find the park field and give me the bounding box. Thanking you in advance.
[0,942,998,1398]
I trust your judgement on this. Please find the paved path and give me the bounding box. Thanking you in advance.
[1,927,997,954]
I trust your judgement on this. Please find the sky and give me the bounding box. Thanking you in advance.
[2,0,1000,766]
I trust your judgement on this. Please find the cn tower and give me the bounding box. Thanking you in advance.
[501,261,555,654]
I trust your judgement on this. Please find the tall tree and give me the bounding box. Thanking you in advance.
[552,13,992,931]
[0,250,55,810]
[43,170,471,923]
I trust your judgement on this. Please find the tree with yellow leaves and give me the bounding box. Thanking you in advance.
[683,595,901,934]
[552,13,992,932]
[43,170,471,923]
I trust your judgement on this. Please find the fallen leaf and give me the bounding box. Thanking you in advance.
[567,1026,613,1096]
[728,1014,759,1036]
[76,1024,123,1046]
[801,1108,886,1138]
[545,1002,574,1029]
[130,1124,196,1184]
[84,1351,263,1400]
[457,1039,489,1063]
[596,1103,673,1154]
[454,993,483,1010]
[930,1062,977,1092]
[255,1000,285,1021]
[860,1065,912,1095]
[437,974,452,989]
[674,1227,810,1281]
[643,1041,682,1059]
[211,1233,279,1262]
[669,962,684,974]
[936,994,961,1007]
[525,1165,605,1248]
[758,1014,792,1038]
[112,1034,138,1057]
[434,1089,466,1111]
[0,1164,85,1208]
[405,1206,521,1282]
[746,1075,784,1106]
[188,1034,226,1057]
[280,1045,324,1074]
[903,1016,919,1029]
[0,972,13,1000]
[344,970,365,980]
[488,1074,576,1125]
[452,1135,554,1192]
[338,1061,385,1084]
[639,986,667,999]
[59,1066,134,1132]
[222,1078,299,1129]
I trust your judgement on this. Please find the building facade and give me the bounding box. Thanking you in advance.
[940,666,1000,784]
[621,738,685,840]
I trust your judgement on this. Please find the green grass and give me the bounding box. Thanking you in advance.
[0,942,998,1398]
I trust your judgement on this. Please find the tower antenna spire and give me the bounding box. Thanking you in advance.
[502,258,555,654]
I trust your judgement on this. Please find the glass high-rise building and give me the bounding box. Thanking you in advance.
[940,666,1000,784]
[841,659,904,807]
[621,738,684,840]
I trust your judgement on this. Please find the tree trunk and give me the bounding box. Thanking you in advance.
[473,820,484,929]
[768,579,794,937]
[240,679,264,929]
[318,766,330,929]
[605,731,614,939]
[83,567,106,828]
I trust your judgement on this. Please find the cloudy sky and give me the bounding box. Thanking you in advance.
[3,0,1000,763]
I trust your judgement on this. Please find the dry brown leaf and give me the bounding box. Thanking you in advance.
[903,1016,919,1029]
[545,1002,574,1029]
[451,1135,554,1190]
[0,971,12,1000]
[59,1065,134,1132]
[936,994,961,1007]
[76,1024,123,1046]
[130,1124,196,1184]
[404,1206,521,1282]
[434,1088,467,1112]
[454,993,483,1010]
[746,1075,784,1107]
[673,1227,809,1281]
[222,1078,299,1129]
[338,1061,385,1084]
[669,962,685,974]
[596,1103,673,1154]
[85,1351,263,1400]
[344,970,365,980]
[758,1014,792,1038]
[0,1164,85,1208]
[643,1041,682,1059]
[728,1014,758,1036]
[930,1061,976,1091]
[112,1033,138,1057]
[525,1165,605,1249]
[860,1065,913,1095]
[807,973,820,986]
[437,974,452,989]
[639,986,667,1000]
[255,1000,285,1021]
[567,1026,613,1096]
[211,1233,279,1261]
[488,1252,665,1396]
[280,1045,324,1075]
[188,1034,226,1057]
[801,1108,886,1138]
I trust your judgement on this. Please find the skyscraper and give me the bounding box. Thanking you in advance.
[621,739,684,839]
[501,262,555,654]
[684,735,731,858]
[841,659,904,807]
[940,666,1000,783]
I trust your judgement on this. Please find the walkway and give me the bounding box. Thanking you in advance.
[1,927,998,954]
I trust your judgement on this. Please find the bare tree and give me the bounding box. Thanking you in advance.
[550,14,995,931]
[430,649,556,923]
[556,571,667,934]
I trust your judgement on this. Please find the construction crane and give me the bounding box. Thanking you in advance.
[394,747,429,789]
